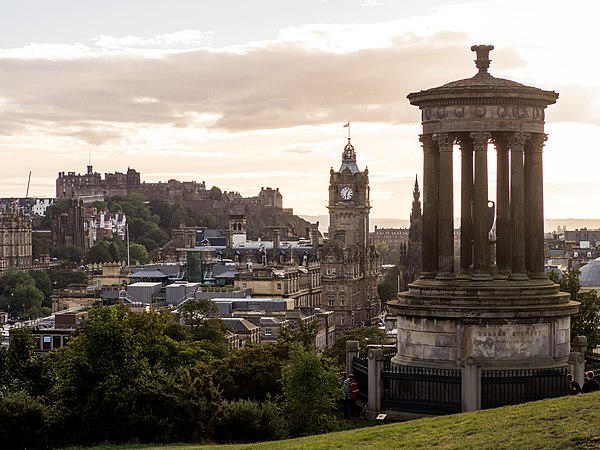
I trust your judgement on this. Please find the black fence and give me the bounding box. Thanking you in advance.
[481,367,569,409]
[382,365,462,415]
[585,351,600,376]
[352,356,369,404]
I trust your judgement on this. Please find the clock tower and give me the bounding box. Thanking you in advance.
[327,137,370,248]
[321,136,380,334]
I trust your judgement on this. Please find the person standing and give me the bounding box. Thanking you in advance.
[349,377,359,417]
[343,374,354,418]
[567,373,581,395]
[581,371,600,393]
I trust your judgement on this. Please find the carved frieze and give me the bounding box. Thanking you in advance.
[422,104,545,123]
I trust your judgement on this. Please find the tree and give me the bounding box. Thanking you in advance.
[324,326,389,367]
[213,342,290,402]
[571,290,600,349]
[28,270,52,307]
[280,343,341,437]
[0,271,45,318]
[2,328,53,397]
[129,243,149,265]
[178,299,231,357]
[279,319,321,349]
[51,304,218,445]
[47,268,88,290]
[51,245,84,265]
[550,269,600,349]
[209,186,223,201]
[85,242,113,264]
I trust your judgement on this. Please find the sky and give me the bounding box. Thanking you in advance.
[2,0,600,225]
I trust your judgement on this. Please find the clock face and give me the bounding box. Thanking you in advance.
[340,186,354,200]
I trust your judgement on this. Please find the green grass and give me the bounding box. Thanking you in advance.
[83,392,600,450]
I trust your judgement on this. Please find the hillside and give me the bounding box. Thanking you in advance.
[115,391,600,450]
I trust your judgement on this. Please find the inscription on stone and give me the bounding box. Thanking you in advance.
[465,324,550,359]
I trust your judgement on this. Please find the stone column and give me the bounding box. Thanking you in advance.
[462,356,480,412]
[433,133,454,279]
[420,134,438,278]
[345,340,359,377]
[459,135,474,275]
[525,133,548,278]
[366,348,385,418]
[494,136,510,275]
[471,132,492,280]
[508,132,530,280]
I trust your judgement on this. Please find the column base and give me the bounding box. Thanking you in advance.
[529,272,549,280]
[472,272,493,281]
[435,272,455,281]
[508,272,529,281]
[420,272,437,280]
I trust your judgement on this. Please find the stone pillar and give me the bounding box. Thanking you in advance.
[433,133,454,279]
[459,135,474,275]
[572,335,588,386]
[568,352,586,387]
[366,348,385,418]
[494,136,511,275]
[525,133,547,278]
[462,356,480,412]
[345,340,359,377]
[471,132,492,280]
[508,132,530,280]
[420,134,438,278]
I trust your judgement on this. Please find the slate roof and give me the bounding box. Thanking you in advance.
[580,258,600,287]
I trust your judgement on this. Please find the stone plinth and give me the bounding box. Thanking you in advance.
[389,278,578,370]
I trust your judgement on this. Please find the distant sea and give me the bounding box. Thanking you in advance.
[300,215,600,234]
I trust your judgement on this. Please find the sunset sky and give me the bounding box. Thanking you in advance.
[2,0,599,225]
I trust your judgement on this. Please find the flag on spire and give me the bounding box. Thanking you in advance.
[343,122,350,127]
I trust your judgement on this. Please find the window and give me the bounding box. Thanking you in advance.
[42,335,51,350]
[53,335,62,349]
[328,299,335,306]
[574,252,579,258]
[242,283,247,288]
[326,268,337,275]
[265,328,272,336]
[276,283,282,290]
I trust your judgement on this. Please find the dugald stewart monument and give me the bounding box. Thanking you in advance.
[387,45,580,412]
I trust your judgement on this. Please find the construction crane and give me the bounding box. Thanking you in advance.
[25,171,31,198]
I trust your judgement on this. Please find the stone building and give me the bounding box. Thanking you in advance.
[0,204,33,270]
[51,199,86,252]
[321,136,381,333]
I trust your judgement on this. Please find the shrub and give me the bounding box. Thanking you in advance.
[215,399,287,443]
[0,392,49,449]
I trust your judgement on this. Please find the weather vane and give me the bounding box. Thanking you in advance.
[343,121,350,140]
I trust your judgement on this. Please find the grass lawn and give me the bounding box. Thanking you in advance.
[81,391,600,450]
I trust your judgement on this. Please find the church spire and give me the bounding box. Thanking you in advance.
[410,174,421,222]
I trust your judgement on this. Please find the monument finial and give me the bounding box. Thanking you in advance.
[470,44,494,74]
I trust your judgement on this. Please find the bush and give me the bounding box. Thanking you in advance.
[215,399,287,443]
[0,392,49,449]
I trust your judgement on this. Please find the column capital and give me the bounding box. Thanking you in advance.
[433,133,454,151]
[506,131,531,148]
[528,133,548,153]
[419,134,435,153]
[470,131,492,149]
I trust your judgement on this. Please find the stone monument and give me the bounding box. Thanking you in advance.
[387,45,580,411]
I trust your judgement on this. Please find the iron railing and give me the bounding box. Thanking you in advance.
[352,355,369,403]
[382,365,461,415]
[481,367,569,409]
